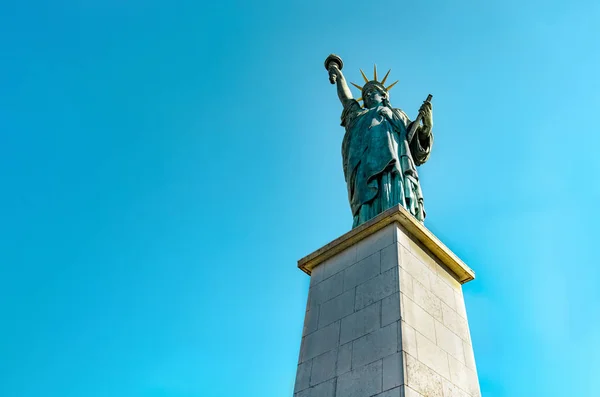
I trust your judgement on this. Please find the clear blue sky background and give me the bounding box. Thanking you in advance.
[1,1,599,396]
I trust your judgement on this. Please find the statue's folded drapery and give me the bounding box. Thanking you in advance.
[340,99,433,227]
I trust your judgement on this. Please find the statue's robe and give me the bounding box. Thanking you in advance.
[341,99,433,227]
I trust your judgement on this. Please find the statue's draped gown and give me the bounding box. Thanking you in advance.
[341,99,433,227]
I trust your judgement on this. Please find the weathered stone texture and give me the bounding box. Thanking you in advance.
[374,387,402,397]
[301,321,340,362]
[318,289,355,328]
[309,271,344,309]
[337,360,383,397]
[381,292,401,326]
[398,233,481,397]
[340,301,380,345]
[355,224,396,262]
[352,322,397,368]
[382,352,403,390]
[434,319,466,365]
[295,378,336,397]
[415,331,451,380]
[337,342,352,376]
[355,267,398,310]
[294,221,480,397]
[405,353,443,397]
[311,350,337,386]
[294,360,312,393]
[402,295,436,343]
[344,252,381,291]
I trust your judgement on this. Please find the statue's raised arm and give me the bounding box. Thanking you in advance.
[325,54,353,107]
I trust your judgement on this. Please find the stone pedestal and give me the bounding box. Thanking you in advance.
[294,205,480,397]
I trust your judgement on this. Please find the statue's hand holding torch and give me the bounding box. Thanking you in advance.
[324,54,344,84]
[328,64,341,84]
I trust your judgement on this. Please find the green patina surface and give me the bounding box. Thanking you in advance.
[325,55,434,227]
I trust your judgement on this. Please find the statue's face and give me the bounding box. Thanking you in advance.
[364,86,388,108]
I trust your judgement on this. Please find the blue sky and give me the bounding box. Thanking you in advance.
[1,0,599,396]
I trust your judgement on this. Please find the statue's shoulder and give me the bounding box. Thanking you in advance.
[341,99,368,127]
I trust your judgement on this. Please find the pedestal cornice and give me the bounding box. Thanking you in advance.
[298,205,475,284]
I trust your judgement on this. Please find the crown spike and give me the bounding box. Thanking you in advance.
[373,64,378,81]
[359,69,369,83]
[381,69,391,85]
[350,82,363,91]
[386,80,399,91]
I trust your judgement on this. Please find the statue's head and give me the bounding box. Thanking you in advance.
[362,82,389,108]
[350,66,399,108]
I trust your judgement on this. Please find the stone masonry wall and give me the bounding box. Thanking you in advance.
[294,223,480,397]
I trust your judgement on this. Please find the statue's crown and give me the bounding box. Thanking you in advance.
[351,65,398,104]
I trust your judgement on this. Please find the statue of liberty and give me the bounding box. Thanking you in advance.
[325,54,434,228]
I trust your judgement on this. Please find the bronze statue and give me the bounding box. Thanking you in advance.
[325,54,434,227]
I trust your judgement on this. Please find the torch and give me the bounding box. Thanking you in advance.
[324,54,344,84]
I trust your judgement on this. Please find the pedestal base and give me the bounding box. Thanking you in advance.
[294,205,480,397]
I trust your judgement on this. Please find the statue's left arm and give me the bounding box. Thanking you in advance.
[408,101,433,166]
